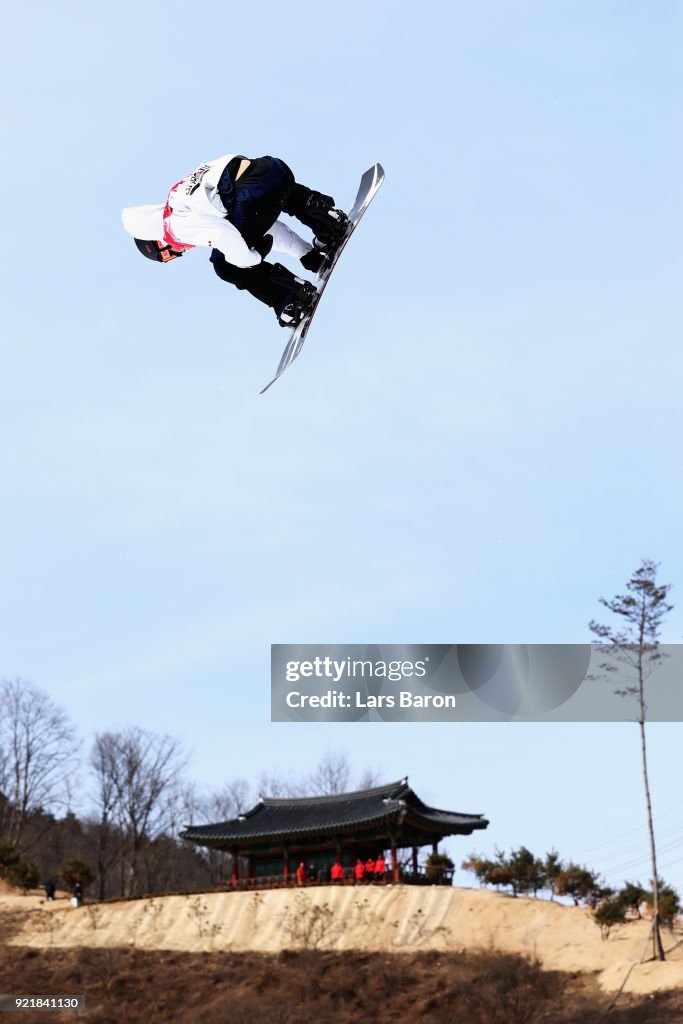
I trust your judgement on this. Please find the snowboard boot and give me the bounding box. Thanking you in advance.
[305,193,350,257]
[277,282,317,327]
[283,185,350,259]
[270,264,318,328]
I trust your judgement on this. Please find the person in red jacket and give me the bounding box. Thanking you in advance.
[296,861,306,886]
[365,857,375,881]
[331,861,344,883]
[354,858,365,883]
[374,853,386,882]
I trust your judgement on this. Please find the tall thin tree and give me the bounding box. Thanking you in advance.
[90,733,124,900]
[589,559,672,961]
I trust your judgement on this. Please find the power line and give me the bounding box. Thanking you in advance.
[574,799,683,859]
[600,834,683,879]
[600,824,683,864]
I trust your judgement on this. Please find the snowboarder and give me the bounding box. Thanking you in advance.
[122,154,349,327]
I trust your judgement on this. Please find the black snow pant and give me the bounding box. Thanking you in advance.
[210,155,324,313]
[210,251,294,315]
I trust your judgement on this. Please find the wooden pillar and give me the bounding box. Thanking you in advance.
[412,846,418,877]
[247,855,253,881]
[231,850,238,887]
[432,842,439,855]
[283,847,289,883]
[335,837,344,880]
[391,845,398,883]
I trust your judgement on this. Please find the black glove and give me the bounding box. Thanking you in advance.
[300,247,326,273]
[251,233,274,259]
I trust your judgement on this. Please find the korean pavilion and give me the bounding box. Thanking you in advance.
[180,778,489,888]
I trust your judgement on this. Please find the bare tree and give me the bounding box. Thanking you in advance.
[306,750,383,795]
[256,769,300,799]
[256,753,350,799]
[589,558,672,961]
[0,679,80,848]
[306,749,352,795]
[356,765,383,791]
[202,778,251,821]
[91,727,188,897]
[90,733,124,900]
[257,751,382,799]
[180,779,252,886]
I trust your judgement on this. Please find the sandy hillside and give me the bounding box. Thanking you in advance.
[4,884,682,997]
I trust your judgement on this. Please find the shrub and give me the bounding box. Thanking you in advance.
[5,856,40,892]
[645,881,682,930]
[57,858,94,890]
[555,864,602,906]
[0,838,20,876]
[593,898,627,938]
[425,852,454,884]
[617,881,647,918]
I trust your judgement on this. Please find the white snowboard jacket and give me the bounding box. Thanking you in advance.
[122,154,309,268]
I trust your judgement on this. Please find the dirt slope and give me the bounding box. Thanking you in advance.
[4,885,682,997]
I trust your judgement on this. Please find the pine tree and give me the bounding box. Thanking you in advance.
[589,559,672,961]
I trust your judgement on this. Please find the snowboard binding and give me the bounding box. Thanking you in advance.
[273,268,318,328]
[304,193,350,254]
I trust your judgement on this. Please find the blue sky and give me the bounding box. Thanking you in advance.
[1,2,682,895]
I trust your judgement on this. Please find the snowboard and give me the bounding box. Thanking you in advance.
[260,162,385,394]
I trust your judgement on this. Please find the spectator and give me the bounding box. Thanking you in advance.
[296,861,306,886]
[331,861,344,883]
[307,863,318,882]
[365,857,375,881]
[354,858,365,884]
[375,854,386,882]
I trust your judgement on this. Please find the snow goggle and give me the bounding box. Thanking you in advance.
[134,238,184,264]
[157,242,183,263]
